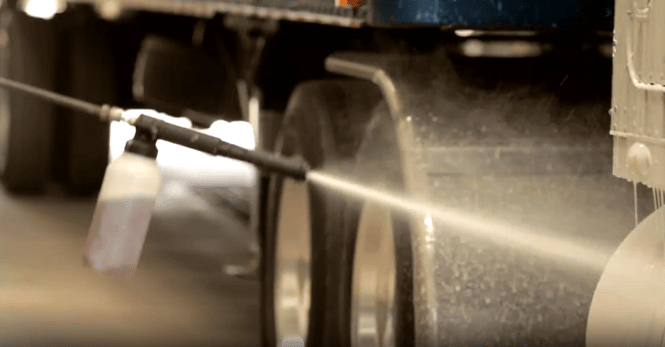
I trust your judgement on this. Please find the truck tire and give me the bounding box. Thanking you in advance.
[0,10,58,194]
[342,102,416,347]
[261,80,415,347]
[61,17,116,196]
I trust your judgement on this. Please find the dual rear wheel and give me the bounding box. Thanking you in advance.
[0,7,113,195]
[261,80,415,347]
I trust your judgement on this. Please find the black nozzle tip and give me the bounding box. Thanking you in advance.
[293,160,310,181]
[125,134,158,159]
[270,156,309,181]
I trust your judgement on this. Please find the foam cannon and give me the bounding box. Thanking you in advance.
[0,76,309,279]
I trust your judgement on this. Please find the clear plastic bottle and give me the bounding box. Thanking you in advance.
[82,136,161,279]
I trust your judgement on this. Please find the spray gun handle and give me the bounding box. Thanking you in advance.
[132,114,309,180]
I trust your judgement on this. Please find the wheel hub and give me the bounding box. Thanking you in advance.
[351,202,397,347]
[0,28,11,175]
[274,178,312,344]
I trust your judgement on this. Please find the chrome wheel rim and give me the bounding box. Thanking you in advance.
[351,202,397,347]
[274,178,312,345]
[0,27,11,175]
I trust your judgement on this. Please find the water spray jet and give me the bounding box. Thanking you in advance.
[307,170,616,272]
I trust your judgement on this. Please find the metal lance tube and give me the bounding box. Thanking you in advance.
[0,76,102,116]
[0,76,124,121]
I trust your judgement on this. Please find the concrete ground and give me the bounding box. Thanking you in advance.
[0,173,260,347]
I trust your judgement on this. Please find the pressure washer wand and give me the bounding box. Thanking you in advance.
[0,76,309,180]
[0,75,309,278]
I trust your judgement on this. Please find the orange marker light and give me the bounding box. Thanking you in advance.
[337,0,361,7]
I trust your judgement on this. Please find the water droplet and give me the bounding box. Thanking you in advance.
[485,297,491,304]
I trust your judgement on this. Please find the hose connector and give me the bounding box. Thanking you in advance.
[99,104,126,123]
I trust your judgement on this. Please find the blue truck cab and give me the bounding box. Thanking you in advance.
[373,0,614,29]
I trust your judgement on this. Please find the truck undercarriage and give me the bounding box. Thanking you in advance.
[0,0,661,346]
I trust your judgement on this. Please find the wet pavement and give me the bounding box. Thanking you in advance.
[0,173,260,347]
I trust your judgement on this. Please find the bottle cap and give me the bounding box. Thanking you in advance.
[125,137,158,159]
